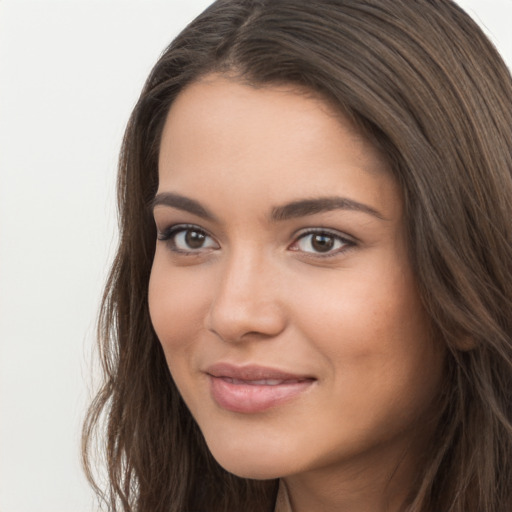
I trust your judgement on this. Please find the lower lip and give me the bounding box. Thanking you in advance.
[209,376,314,413]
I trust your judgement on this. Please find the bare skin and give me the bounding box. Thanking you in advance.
[149,74,445,512]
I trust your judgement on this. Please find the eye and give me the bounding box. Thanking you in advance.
[157,224,219,253]
[290,229,354,256]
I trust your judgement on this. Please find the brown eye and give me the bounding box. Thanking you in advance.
[158,225,219,253]
[311,234,335,252]
[185,230,206,249]
[292,230,352,256]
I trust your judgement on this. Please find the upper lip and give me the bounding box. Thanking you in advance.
[205,362,315,381]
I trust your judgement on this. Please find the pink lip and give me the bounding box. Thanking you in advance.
[206,363,315,413]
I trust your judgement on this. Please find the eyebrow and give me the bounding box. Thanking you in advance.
[151,192,385,222]
[271,197,385,221]
[151,192,216,220]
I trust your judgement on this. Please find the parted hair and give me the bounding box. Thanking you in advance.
[82,1,512,510]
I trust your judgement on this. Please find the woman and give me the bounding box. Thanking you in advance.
[82,1,512,511]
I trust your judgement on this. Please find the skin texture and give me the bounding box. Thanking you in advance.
[148,75,445,512]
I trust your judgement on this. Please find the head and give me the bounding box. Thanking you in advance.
[150,75,445,510]
[83,1,512,511]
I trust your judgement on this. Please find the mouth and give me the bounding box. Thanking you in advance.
[219,377,306,385]
[205,363,316,413]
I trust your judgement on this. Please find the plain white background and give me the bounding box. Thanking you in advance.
[0,1,510,511]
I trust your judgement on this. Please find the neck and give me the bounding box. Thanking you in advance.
[282,430,431,512]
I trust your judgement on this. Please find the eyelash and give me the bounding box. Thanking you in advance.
[289,228,355,258]
[157,224,355,257]
[157,224,218,254]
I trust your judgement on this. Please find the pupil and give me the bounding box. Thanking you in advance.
[185,230,205,249]
[312,234,334,252]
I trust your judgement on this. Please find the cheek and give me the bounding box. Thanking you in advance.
[295,275,442,440]
[147,261,214,414]
[148,258,208,356]
[288,265,418,347]
[290,261,437,383]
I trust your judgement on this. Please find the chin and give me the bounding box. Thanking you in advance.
[215,457,284,480]
[205,437,295,480]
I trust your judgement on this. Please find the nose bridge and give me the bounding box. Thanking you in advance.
[207,245,286,342]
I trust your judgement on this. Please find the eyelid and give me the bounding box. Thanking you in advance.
[157,223,220,253]
[289,227,356,257]
[157,222,208,239]
[156,223,355,258]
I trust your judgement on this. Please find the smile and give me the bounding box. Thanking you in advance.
[206,363,316,413]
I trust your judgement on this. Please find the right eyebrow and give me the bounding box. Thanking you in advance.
[150,192,216,221]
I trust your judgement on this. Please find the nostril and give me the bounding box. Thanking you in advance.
[206,297,287,343]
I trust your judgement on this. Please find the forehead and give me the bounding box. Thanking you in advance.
[160,74,384,166]
[157,74,401,221]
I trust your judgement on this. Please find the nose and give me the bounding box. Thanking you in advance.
[206,250,287,343]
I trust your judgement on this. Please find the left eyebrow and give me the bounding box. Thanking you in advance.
[271,197,385,221]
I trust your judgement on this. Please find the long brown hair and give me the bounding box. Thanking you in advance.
[82,1,512,510]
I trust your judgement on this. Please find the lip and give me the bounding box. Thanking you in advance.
[206,363,316,413]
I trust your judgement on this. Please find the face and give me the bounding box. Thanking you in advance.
[149,75,445,483]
